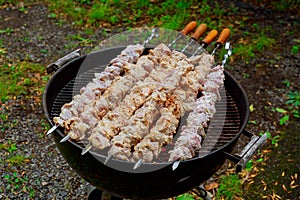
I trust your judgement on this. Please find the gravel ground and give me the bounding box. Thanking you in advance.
[0,99,90,200]
[0,4,97,200]
[0,1,299,200]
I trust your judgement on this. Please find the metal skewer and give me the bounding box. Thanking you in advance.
[211,28,231,55]
[81,143,92,155]
[104,155,112,165]
[181,23,207,52]
[142,28,158,46]
[192,29,218,56]
[172,42,232,172]
[46,125,58,135]
[172,160,180,171]
[168,21,197,47]
[60,135,70,143]
[221,42,232,66]
[133,158,143,170]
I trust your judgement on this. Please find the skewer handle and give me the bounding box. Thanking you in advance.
[180,21,197,35]
[201,30,218,48]
[191,23,207,40]
[215,28,231,48]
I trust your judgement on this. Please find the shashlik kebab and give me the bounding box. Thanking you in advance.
[88,46,216,161]
[83,44,194,154]
[107,55,194,161]
[168,64,225,162]
[132,53,215,164]
[51,44,145,133]
[170,42,232,170]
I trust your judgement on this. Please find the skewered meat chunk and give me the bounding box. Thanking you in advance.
[87,45,190,150]
[169,65,225,161]
[133,96,181,162]
[53,44,145,127]
[108,100,160,160]
[129,57,195,162]
[130,53,214,162]
[104,51,193,160]
[174,53,214,113]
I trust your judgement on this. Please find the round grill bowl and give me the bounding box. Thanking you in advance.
[43,47,249,199]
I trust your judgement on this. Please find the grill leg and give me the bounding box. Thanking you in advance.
[87,187,123,200]
[197,185,212,200]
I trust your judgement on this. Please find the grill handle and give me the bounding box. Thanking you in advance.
[222,131,268,173]
[46,49,81,74]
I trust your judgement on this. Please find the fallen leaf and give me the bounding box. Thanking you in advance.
[250,174,257,178]
[22,185,27,193]
[249,104,254,112]
[282,184,288,192]
[205,182,219,190]
[290,184,299,189]
[290,180,295,186]
[262,150,271,154]
[282,171,285,177]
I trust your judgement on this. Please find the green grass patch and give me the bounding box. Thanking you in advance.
[271,0,300,11]
[216,174,243,200]
[176,193,195,200]
[46,0,211,29]
[6,154,30,165]
[3,171,36,198]
[233,33,276,59]
[0,62,48,103]
[0,140,17,153]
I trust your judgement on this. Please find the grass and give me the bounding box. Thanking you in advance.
[0,62,48,103]
[3,171,36,198]
[0,28,14,35]
[232,33,276,60]
[216,174,243,200]
[176,193,195,200]
[1,140,33,196]
[6,154,30,165]
[0,140,17,153]
[273,91,300,126]
[271,0,300,12]
[46,0,201,29]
